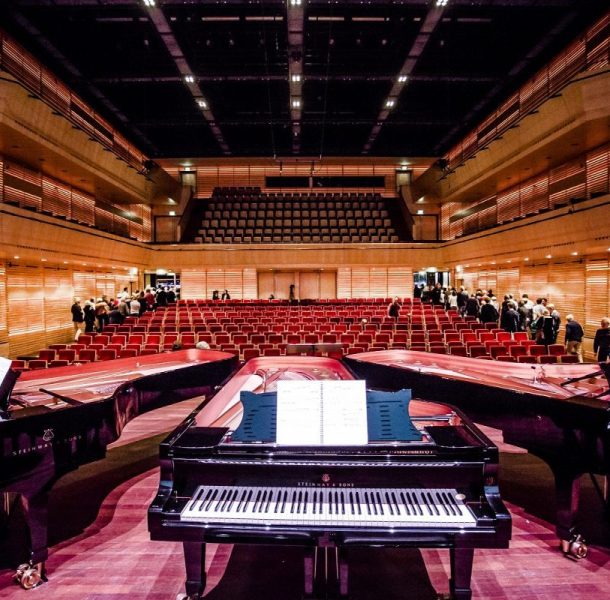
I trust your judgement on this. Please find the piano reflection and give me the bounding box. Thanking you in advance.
[344,350,610,560]
[148,356,511,600]
[0,349,238,588]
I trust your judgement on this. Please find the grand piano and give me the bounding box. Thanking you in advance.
[343,350,610,559]
[0,349,238,588]
[148,356,511,600]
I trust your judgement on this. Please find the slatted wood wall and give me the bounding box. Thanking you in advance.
[336,267,412,299]
[180,269,255,300]
[441,144,610,239]
[459,259,607,355]
[0,260,131,358]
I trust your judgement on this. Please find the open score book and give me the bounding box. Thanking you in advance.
[276,379,368,446]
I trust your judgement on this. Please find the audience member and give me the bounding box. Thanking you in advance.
[83,299,96,333]
[564,314,584,362]
[387,296,402,320]
[502,301,521,333]
[221,289,231,300]
[593,317,610,362]
[479,297,499,324]
[71,297,85,341]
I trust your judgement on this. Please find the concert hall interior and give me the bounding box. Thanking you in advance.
[1,1,610,599]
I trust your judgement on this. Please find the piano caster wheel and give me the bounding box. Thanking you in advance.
[14,562,45,589]
[561,534,588,560]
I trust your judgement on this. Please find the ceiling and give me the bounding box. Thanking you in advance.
[0,0,607,160]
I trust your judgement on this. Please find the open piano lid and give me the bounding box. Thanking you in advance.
[0,357,20,419]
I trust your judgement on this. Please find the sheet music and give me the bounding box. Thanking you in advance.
[276,379,367,445]
[0,357,10,383]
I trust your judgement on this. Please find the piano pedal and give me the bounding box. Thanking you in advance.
[561,534,588,560]
[14,562,46,589]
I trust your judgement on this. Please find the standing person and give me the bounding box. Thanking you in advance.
[95,297,109,332]
[457,286,468,316]
[145,287,156,311]
[534,309,555,348]
[156,287,168,307]
[83,300,97,333]
[593,317,610,362]
[430,283,442,306]
[447,288,458,311]
[129,295,141,316]
[137,291,147,315]
[413,284,422,299]
[502,301,521,334]
[479,297,499,325]
[221,289,231,300]
[465,294,480,319]
[289,284,296,302]
[167,287,177,303]
[387,296,402,321]
[212,289,219,301]
[564,314,584,362]
[71,298,85,341]
[547,304,561,343]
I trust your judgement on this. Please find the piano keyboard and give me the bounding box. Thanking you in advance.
[181,485,477,528]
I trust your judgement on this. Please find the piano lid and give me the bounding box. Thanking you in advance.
[345,350,610,403]
[190,356,464,437]
[0,357,20,418]
[8,349,235,411]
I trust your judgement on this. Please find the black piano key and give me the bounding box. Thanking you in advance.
[340,491,346,515]
[214,488,229,512]
[258,490,268,513]
[241,489,253,513]
[319,490,324,515]
[425,492,441,516]
[253,489,262,513]
[203,488,219,512]
[290,490,297,514]
[225,488,239,513]
[385,492,395,516]
[264,489,273,513]
[312,491,317,515]
[280,490,288,513]
[440,491,455,516]
[375,492,385,515]
[390,491,401,515]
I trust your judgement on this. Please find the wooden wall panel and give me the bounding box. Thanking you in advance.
[257,271,274,300]
[320,270,337,299]
[299,272,320,300]
[275,272,296,300]
[497,267,519,297]
[181,271,207,299]
[369,269,387,298]
[43,268,73,346]
[205,271,225,300]
[585,259,609,337]
[7,264,45,357]
[243,268,258,299]
[337,268,351,299]
[388,267,412,299]
[548,261,586,327]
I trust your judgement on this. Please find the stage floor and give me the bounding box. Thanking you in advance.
[1,398,609,600]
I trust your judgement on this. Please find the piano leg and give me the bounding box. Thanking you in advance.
[449,548,473,600]
[183,541,206,599]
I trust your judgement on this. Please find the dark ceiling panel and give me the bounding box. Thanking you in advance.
[0,0,606,158]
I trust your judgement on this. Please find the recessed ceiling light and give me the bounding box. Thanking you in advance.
[524,257,529,261]
[546,254,552,259]
[397,75,408,83]
[197,99,207,109]
[169,211,176,216]
[184,75,194,83]
[13,255,19,259]
[416,209,424,215]
[41,258,47,262]
[143,0,156,6]
[291,99,301,108]
[385,99,396,108]
[289,0,302,6]
[571,251,578,256]
[291,74,301,82]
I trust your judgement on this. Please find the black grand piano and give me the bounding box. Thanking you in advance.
[0,349,238,588]
[344,350,610,559]
[148,356,511,600]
